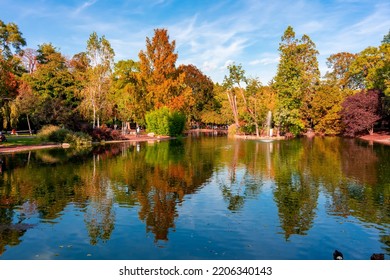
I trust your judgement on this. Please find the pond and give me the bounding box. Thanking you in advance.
[0,135,389,260]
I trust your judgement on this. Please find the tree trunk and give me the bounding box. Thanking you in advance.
[226,90,240,127]
[93,105,96,129]
[368,125,374,135]
[26,114,32,135]
[255,123,259,137]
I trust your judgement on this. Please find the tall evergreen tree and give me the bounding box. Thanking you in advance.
[273,26,320,136]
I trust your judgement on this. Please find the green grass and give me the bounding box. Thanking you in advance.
[0,135,41,146]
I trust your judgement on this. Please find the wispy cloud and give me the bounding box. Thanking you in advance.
[2,0,389,83]
[73,0,97,16]
[249,54,280,66]
[318,2,390,56]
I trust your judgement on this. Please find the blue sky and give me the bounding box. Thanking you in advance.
[1,0,389,84]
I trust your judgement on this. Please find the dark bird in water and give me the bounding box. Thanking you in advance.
[333,250,343,260]
[370,253,385,260]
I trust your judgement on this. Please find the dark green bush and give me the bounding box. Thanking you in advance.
[49,128,70,142]
[37,125,69,142]
[37,125,92,146]
[168,111,186,137]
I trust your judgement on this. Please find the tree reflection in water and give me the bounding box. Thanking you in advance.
[0,136,389,258]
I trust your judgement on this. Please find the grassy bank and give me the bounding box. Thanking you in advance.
[0,135,41,146]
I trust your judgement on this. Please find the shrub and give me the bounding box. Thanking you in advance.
[168,111,186,137]
[64,131,92,146]
[37,125,92,146]
[91,127,125,141]
[146,107,186,137]
[49,128,70,142]
[37,125,69,143]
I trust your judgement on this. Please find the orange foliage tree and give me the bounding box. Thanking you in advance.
[138,29,193,113]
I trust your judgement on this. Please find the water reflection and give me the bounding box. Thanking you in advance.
[0,136,389,259]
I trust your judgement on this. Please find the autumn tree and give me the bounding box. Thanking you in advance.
[346,36,390,120]
[310,83,343,135]
[79,32,114,128]
[69,51,89,85]
[201,83,233,126]
[243,77,271,136]
[340,89,382,136]
[273,26,320,136]
[0,19,26,130]
[325,52,358,91]
[349,45,389,93]
[249,83,276,135]
[177,64,214,123]
[138,29,192,113]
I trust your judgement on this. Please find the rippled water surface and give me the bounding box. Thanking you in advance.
[0,135,389,259]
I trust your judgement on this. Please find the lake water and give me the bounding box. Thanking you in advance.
[0,135,389,260]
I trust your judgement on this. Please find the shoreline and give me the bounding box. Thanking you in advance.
[0,134,170,154]
[233,134,286,141]
[1,131,389,154]
[359,132,390,146]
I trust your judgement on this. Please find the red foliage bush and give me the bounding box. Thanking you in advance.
[91,127,125,141]
[340,89,382,137]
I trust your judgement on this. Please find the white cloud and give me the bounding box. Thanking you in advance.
[249,54,279,66]
[73,0,97,16]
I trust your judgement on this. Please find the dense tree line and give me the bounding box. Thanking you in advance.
[0,19,389,137]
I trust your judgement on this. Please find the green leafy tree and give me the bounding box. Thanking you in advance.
[273,26,320,136]
[79,32,115,128]
[201,83,233,126]
[325,52,358,91]
[110,59,145,126]
[222,63,245,128]
[349,45,389,93]
[245,78,276,136]
[382,29,390,44]
[0,20,26,60]
[24,43,77,127]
